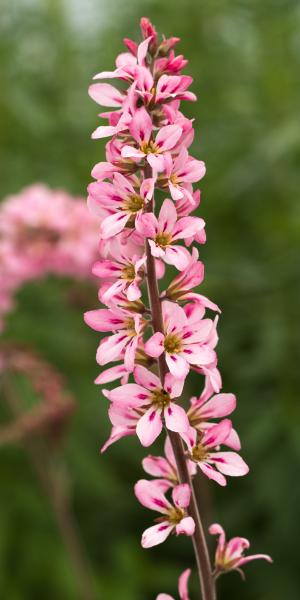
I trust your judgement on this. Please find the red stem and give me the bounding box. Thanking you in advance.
[145,199,216,600]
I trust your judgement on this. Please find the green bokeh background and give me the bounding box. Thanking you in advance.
[0,1,299,598]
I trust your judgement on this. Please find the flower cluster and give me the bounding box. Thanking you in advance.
[85,18,271,598]
[0,184,99,332]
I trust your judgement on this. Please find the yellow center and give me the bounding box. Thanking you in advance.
[123,194,144,214]
[140,140,160,155]
[191,443,208,462]
[150,388,171,409]
[169,174,179,185]
[164,333,182,354]
[121,264,136,281]
[155,232,172,248]
[167,507,185,525]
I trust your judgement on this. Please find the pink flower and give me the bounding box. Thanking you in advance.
[135,480,195,547]
[84,307,145,371]
[188,391,241,450]
[121,107,183,172]
[164,247,220,312]
[92,235,146,302]
[162,147,205,202]
[209,523,272,579]
[182,420,249,486]
[106,365,189,446]
[156,568,191,600]
[142,436,196,490]
[144,300,216,378]
[88,172,154,239]
[137,199,205,271]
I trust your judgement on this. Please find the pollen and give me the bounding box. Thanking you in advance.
[121,264,136,281]
[151,388,171,409]
[140,140,160,155]
[155,232,172,247]
[191,443,208,462]
[164,333,182,354]
[167,506,184,525]
[123,194,144,214]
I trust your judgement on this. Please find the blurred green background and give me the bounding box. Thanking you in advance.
[1,0,299,598]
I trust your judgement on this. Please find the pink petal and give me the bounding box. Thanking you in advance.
[101,425,133,452]
[127,281,141,301]
[137,36,152,65]
[136,212,158,238]
[203,419,232,449]
[211,452,249,477]
[91,124,120,139]
[84,308,125,332]
[142,456,174,479]
[88,83,124,107]
[121,145,145,159]
[166,353,189,378]
[129,106,152,144]
[96,332,128,365]
[164,403,189,433]
[169,181,184,201]
[199,463,227,486]
[162,300,188,333]
[181,344,216,366]
[164,246,191,271]
[94,364,128,385]
[147,153,166,172]
[199,393,236,419]
[134,365,161,390]
[238,554,273,567]
[141,522,173,548]
[178,569,191,600]
[172,483,191,509]
[224,428,241,451]
[136,407,163,446]
[172,216,205,241]
[158,198,177,233]
[176,516,195,537]
[144,332,165,358]
[124,334,138,372]
[156,125,183,151]
[208,523,226,553]
[164,372,185,398]
[100,212,130,239]
[109,383,150,406]
[134,479,171,513]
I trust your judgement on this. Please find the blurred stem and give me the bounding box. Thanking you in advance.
[145,200,216,600]
[1,376,96,600]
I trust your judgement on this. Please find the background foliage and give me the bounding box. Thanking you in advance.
[1,0,299,598]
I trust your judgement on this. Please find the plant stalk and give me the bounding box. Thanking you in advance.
[145,232,216,600]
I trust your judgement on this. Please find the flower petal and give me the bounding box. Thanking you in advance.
[88,83,124,107]
[211,452,249,477]
[109,383,150,406]
[172,483,191,509]
[199,463,227,486]
[129,106,152,144]
[166,353,189,378]
[164,403,189,433]
[141,522,173,548]
[136,407,163,446]
[144,332,165,358]
[134,365,161,390]
[134,479,171,513]
[178,569,191,600]
[176,516,195,536]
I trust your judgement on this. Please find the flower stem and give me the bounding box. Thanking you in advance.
[145,239,216,600]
